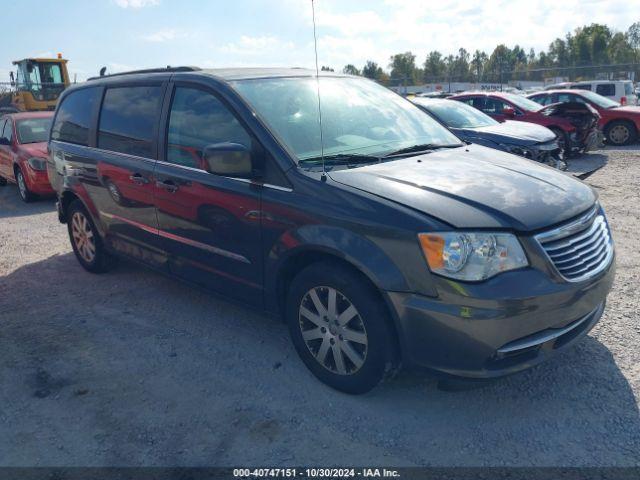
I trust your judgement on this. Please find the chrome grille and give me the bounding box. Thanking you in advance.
[536,208,613,282]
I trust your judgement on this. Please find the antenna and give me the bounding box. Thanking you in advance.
[311,0,326,181]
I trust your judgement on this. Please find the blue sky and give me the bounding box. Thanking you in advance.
[0,0,637,82]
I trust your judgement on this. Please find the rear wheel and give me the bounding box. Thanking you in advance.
[0,176,6,186]
[285,261,399,394]
[67,200,116,273]
[15,167,35,202]
[605,120,637,146]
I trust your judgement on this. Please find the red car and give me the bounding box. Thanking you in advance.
[528,89,640,146]
[0,111,55,202]
[449,91,593,153]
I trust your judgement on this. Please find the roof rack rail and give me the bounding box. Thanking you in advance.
[88,66,200,81]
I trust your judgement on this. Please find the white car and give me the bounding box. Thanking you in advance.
[572,80,637,106]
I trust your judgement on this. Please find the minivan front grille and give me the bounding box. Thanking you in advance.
[536,208,613,282]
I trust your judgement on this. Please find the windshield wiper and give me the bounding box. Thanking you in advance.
[383,143,463,158]
[299,153,382,166]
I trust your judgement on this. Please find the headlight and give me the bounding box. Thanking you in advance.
[27,157,47,171]
[500,143,533,159]
[418,232,528,281]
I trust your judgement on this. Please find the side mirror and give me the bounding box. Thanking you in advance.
[0,137,9,146]
[203,142,253,178]
[9,72,15,87]
[502,106,516,117]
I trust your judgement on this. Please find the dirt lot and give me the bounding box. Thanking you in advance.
[0,148,639,467]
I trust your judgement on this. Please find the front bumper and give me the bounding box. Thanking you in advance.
[24,166,54,195]
[386,257,615,379]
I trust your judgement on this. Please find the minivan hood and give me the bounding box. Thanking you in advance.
[458,120,556,145]
[329,144,595,231]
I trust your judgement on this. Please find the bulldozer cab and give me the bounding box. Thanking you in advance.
[5,57,70,111]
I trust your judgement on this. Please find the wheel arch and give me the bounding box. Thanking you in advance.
[603,118,638,136]
[272,247,404,362]
[266,226,412,313]
[59,188,102,235]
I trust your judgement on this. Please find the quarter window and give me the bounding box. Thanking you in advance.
[166,87,251,170]
[98,85,163,158]
[51,87,101,146]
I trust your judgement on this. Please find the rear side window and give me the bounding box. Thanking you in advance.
[51,87,101,146]
[596,84,615,96]
[574,84,591,91]
[166,87,251,169]
[98,85,163,158]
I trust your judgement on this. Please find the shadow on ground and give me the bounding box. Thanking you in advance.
[0,252,638,467]
[0,185,56,219]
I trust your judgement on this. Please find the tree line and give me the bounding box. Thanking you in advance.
[335,22,640,86]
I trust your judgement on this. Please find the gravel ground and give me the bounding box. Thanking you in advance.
[0,148,638,467]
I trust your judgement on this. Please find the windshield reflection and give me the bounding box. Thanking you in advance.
[232,76,462,164]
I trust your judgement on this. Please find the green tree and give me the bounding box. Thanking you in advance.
[423,50,446,82]
[471,50,488,82]
[342,64,361,76]
[388,52,418,86]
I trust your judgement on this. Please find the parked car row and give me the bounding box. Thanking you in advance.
[411,97,566,169]
[448,91,602,154]
[29,67,615,394]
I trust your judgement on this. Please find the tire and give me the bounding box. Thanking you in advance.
[549,127,569,156]
[605,120,637,146]
[0,176,6,186]
[66,199,116,273]
[15,166,35,203]
[285,261,399,394]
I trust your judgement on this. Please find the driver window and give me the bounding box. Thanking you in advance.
[166,87,252,170]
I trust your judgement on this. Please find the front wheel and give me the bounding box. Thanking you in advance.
[285,262,399,394]
[15,167,35,202]
[67,200,116,273]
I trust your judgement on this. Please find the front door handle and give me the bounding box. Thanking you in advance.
[129,173,149,185]
[156,179,179,193]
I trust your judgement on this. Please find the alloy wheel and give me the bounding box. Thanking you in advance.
[298,286,368,375]
[16,171,27,200]
[71,211,96,264]
[609,124,630,145]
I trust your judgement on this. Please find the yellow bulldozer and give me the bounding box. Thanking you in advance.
[0,55,70,113]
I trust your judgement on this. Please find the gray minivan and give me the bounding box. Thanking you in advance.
[47,67,615,393]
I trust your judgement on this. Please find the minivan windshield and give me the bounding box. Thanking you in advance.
[415,98,498,128]
[232,76,462,164]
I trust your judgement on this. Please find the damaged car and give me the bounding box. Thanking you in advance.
[411,97,565,169]
[528,89,640,146]
[449,91,601,155]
